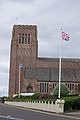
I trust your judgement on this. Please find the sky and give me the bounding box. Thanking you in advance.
[0,0,80,96]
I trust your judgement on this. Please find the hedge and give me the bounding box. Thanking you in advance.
[63,96,80,111]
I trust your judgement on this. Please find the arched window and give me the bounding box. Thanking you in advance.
[26,85,33,93]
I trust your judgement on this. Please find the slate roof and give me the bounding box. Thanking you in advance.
[24,67,80,82]
[38,57,80,62]
[38,57,59,62]
[24,58,80,82]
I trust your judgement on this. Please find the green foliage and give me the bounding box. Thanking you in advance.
[31,93,40,100]
[8,93,57,103]
[51,83,70,97]
[9,93,40,101]
[62,96,80,111]
[6,96,13,101]
[72,98,80,110]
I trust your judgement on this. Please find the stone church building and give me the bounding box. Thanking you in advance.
[9,25,80,97]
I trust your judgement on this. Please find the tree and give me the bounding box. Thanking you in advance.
[51,83,70,97]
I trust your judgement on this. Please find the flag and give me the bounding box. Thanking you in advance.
[61,30,70,41]
[19,63,24,69]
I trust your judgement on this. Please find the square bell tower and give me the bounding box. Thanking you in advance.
[9,25,38,97]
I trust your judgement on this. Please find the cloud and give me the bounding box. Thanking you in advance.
[11,0,36,3]
[0,66,8,74]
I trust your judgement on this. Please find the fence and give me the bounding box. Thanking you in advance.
[5,99,65,113]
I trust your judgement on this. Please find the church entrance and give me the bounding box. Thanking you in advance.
[26,85,33,93]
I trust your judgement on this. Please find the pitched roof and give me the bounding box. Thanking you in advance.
[38,57,80,62]
[24,67,80,82]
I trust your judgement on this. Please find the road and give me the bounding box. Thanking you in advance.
[0,103,79,120]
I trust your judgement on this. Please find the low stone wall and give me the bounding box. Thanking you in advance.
[5,99,65,113]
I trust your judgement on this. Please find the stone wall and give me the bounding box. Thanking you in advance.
[6,99,65,113]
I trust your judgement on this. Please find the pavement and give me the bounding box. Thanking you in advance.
[65,111,80,118]
[0,103,80,120]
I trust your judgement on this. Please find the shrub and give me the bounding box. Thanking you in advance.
[63,96,80,111]
[31,93,40,100]
[64,100,74,111]
[72,98,80,110]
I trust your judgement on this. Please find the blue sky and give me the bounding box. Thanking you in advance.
[0,0,80,96]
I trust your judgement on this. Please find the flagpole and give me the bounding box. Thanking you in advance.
[58,32,62,99]
[18,63,20,98]
[58,29,70,98]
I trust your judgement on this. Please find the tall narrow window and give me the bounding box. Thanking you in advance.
[19,33,21,44]
[47,83,48,93]
[45,83,46,92]
[53,83,54,89]
[70,84,72,90]
[25,34,27,44]
[28,34,31,44]
[72,84,74,89]
[40,83,41,93]
[40,83,48,93]
[68,84,69,88]
[42,83,44,92]
[22,34,24,44]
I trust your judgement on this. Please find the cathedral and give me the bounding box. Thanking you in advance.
[9,25,80,97]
